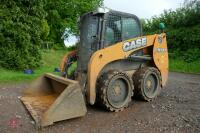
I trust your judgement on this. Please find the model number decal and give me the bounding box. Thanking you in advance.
[123,37,147,52]
[156,48,167,52]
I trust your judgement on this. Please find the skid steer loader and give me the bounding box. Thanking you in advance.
[20,7,168,127]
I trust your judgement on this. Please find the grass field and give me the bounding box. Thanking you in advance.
[0,50,199,84]
[169,59,200,74]
[0,50,67,84]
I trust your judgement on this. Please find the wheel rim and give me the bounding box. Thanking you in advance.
[144,73,159,98]
[107,76,130,108]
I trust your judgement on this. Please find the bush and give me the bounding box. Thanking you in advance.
[142,0,200,63]
[170,48,200,63]
[0,45,41,70]
[52,43,67,50]
[167,24,200,52]
[0,0,46,70]
[183,49,200,62]
[0,0,102,70]
[143,0,200,32]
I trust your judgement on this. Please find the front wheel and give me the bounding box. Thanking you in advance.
[133,67,161,101]
[97,71,133,112]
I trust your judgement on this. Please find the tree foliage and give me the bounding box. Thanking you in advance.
[142,0,200,62]
[0,0,102,70]
[45,0,102,44]
[143,0,200,31]
[0,0,47,70]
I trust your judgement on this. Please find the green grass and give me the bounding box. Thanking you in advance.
[0,50,67,84]
[0,50,199,84]
[169,59,200,74]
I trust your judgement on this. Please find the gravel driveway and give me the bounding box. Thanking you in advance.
[0,72,199,133]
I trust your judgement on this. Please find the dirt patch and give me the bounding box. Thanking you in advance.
[0,72,200,133]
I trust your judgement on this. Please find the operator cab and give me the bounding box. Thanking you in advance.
[78,7,142,72]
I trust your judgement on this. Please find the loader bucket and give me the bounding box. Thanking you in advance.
[20,73,87,127]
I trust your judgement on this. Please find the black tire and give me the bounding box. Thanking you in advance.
[97,70,133,112]
[133,67,161,101]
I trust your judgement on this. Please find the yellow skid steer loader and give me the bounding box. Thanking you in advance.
[20,8,168,127]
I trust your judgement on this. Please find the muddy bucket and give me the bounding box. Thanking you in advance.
[20,73,87,127]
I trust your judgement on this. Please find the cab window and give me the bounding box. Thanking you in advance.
[122,17,140,40]
[104,15,122,46]
[104,15,141,46]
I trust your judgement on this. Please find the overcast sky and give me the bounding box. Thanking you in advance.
[104,0,184,19]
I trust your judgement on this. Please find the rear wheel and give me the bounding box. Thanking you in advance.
[97,71,133,112]
[133,67,161,101]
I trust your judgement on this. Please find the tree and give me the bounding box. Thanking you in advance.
[142,0,200,62]
[0,0,47,70]
[0,0,103,70]
[45,0,103,47]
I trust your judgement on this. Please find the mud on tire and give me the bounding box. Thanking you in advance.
[132,67,161,101]
[97,70,134,112]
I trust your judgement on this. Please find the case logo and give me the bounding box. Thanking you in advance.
[123,37,147,52]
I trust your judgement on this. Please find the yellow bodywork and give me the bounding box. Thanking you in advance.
[87,33,168,105]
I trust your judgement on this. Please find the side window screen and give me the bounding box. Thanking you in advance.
[105,15,122,46]
[122,18,140,40]
[80,16,98,47]
[105,27,114,45]
[86,17,98,46]
[87,21,98,45]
